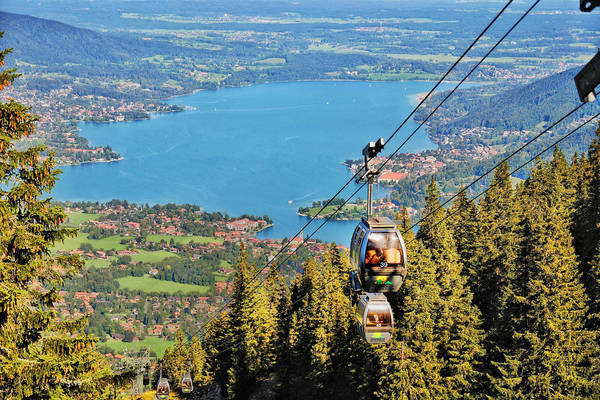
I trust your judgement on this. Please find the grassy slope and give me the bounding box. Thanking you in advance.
[65,212,101,226]
[103,336,173,358]
[117,276,210,295]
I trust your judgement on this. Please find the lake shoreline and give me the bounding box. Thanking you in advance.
[57,80,450,244]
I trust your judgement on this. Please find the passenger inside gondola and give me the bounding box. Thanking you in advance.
[182,379,192,391]
[365,232,403,271]
[365,305,392,330]
[157,384,169,395]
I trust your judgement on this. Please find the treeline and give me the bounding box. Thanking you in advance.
[162,126,600,399]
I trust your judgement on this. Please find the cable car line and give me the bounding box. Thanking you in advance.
[224,0,532,300]
[166,0,539,353]
[171,0,518,349]
[403,101,586,236]
[228,0,518,295]
[206,110,600,357]
[250,98,590,344]
[381,0,516,146]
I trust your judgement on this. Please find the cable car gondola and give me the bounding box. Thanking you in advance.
[350,216,407,292]
[143,367,150,387]
[181,373,193,394]
[355,292,394,344]
[156,377,170,399]
[349,139,405,345]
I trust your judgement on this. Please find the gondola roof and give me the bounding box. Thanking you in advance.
[361,216,396,229]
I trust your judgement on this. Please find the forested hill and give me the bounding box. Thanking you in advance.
[0,11,206,67]
[421,65,588,137]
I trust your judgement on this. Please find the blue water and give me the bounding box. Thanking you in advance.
[53,81,448,244]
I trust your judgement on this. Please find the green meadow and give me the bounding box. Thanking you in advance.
[146,234,222,245]
[130,250,176,263]
[53,233,130,252]
[103,336,173,358]
[65,212,101,226]
[116,276,210,295]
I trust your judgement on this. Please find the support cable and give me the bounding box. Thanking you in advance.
[404,101,585,234]
[403,111,600,246]
[207,110,600,359]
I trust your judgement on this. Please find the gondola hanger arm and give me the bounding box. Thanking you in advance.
[580,0,600,12]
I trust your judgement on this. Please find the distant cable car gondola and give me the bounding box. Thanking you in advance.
[181,371,193,394]
[355,293,394,344]
[181,374,193,394]
[350,216,407,292]
[155,378,170,399]
[155,365,170,400]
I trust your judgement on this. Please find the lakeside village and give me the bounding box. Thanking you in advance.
[298,148,471,219]
[298,123,535,220]
[52,201,346,358]
[2,84,183,166]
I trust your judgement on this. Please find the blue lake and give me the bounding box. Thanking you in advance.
[53,80,450,244]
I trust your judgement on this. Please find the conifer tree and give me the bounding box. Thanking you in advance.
[163,331,211,394]
[448,189,478,288]
[225,245,277,399]
[589,247,600,394]
[589,246,600,331]
[399,206,414,242]
[573,125,600,323]
[549,147,577,214]
[416,178,485,398]
[375,240,445,399]
[163,330,189,391]
[470,161,520,331]
[202,310,233,395]
[283,249,352,399]
[188,335,212,390]
[491,158,596,399]
[0,36,119,398]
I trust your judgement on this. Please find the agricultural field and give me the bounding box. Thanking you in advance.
[85,258,113,269]
[130,250,177,263]
[146,234,223,245]
[116,276,210,295]
[53,233,130,252]
[53,232,91,252]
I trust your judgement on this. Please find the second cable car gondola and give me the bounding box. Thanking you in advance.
[350,216,407,293]
[355,292,394,344]
[181,373,193,394]
[143,367,150,387]
[155,377,170,400]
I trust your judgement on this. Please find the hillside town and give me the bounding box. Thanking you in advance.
[52,201,346,356]
[1,84,183,165]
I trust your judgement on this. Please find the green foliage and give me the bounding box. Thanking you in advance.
[197,128,600,399]
[0,36,121,398]
[470,161,521,331]
[490,153,597,398]
[162,331,211,395]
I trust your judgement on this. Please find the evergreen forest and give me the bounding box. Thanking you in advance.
[163,128,600,399]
